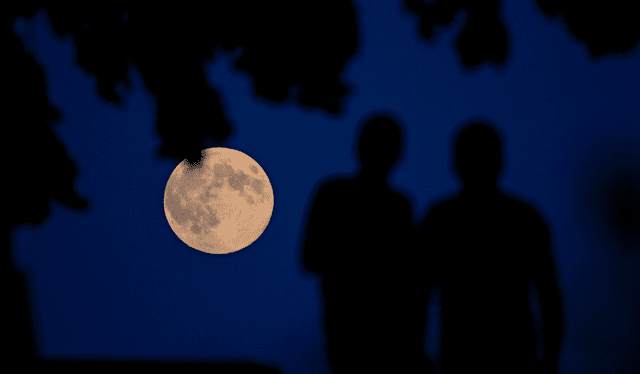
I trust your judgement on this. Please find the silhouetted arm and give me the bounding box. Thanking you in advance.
[418,205,444,288]
[414,206,444,373]
[532,221,563,373]
[301,185,333,275]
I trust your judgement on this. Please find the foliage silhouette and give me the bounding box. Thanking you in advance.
[402,0,510,68]
[41,2,358,165]
[403,0,640,69]
[417,121,564,373]
[536,0,640,58]
[5,0,633,368]
[6,4,84,362]
[6,1,359,233]
[5,1,357,367]
[301,112,431,373]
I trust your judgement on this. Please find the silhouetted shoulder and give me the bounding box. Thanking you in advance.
[303,174,351,211]
[500,192,550,231]
[416,194,457,262]
[392,187,413,206]
[312,174,354,196]
[420,193,459,222]
[301,174,360,275]
[381,186,413,215]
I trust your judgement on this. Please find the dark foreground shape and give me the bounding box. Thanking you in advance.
[417,121,564,373]
[301,112,431,373]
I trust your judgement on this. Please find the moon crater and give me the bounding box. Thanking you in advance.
[164,148,274,254]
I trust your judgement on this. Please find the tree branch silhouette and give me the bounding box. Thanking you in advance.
[6,1,359,231]
[536,0,640,58]
[7,7,89,229]
[402,0,509,69]
[43,2,359,165]
[403,0,640,69]
[5,3,357,362]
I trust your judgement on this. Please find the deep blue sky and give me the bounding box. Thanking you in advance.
[11,1,639,373]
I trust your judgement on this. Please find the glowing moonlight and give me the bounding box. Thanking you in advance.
[164,147,274,254]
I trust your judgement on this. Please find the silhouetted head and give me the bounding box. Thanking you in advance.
[354,112,404,180]
[453,121,503,190]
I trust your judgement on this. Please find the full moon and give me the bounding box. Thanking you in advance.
[163,147,274,254]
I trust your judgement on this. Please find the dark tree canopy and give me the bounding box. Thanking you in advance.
[6,10,89,229]
[403,0,640,68]
[5,5,358,361]
[4,1,637,365]
[536,0,640,58]
[7,1,639,230]
[6,1,359,231]
[402,0,509,68]
[42,2,359,164]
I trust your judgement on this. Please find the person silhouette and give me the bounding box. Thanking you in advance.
[300,112,430,373]
[417,121,563,373]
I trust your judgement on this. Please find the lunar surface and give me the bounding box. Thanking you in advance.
[163,147,274,254]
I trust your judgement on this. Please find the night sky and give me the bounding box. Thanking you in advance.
[9,1,639,373]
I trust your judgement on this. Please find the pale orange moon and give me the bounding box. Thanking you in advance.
[163,147,274,254]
